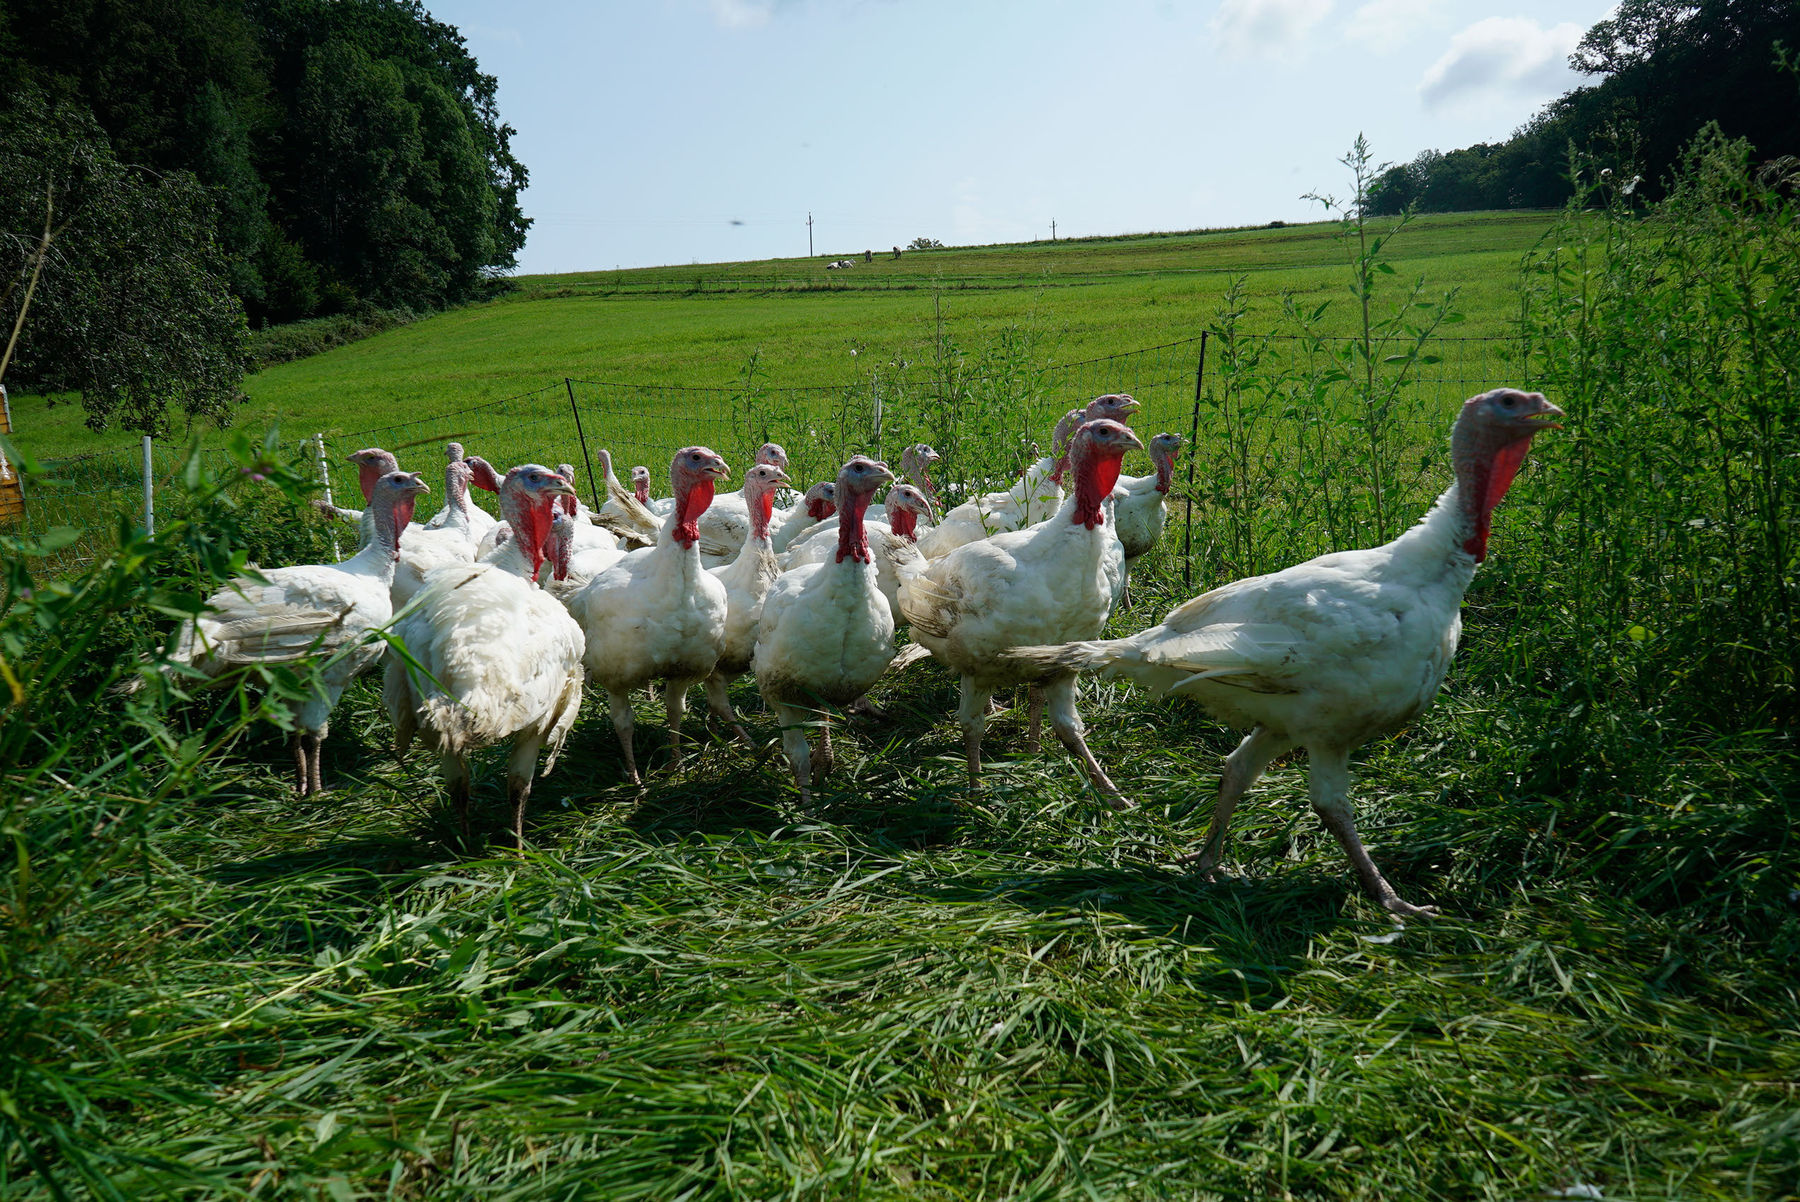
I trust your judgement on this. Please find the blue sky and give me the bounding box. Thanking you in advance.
[431,0,1618,275]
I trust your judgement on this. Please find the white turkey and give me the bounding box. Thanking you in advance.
[866,443,942,523]
[701,462,793,742]
[539,509,626,602]
[768,480,836,555]
[783,482,935,617]
[312,446,398,541]
[631,465,653,508]
[423,443,498,538]
[693,442,791,567]
[1005,388,1563,917]
[755,456,897,805]
[900,419,1143,804]
[1112,431,1184,608]
[173,469,430,795]
[389,456,483,609]
[567,446,732,784]
[593,448,662,547]
[382,464,585,841]
[917,394,1140,560]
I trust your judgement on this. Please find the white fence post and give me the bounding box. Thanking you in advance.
[142,434,154,536]
[316,433,341,559]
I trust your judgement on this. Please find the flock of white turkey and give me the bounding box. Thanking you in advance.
[170,386,1562,917]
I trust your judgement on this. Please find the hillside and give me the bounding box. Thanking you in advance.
[14,210,1555,461]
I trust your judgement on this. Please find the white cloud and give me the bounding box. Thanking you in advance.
[1211,0,1335,57]
[709,0,775,29]
[1343,0,1443,50]
[1419,17,1586,111]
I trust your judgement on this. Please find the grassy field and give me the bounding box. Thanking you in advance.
[12,210,1552,463]
[4,186,1796,1200]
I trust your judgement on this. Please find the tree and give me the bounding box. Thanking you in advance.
[0,0,531,321]
[0,89,246,436]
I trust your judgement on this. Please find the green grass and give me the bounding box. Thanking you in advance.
[13,548,1796,1199]
[5,185,1796,1199]
[10,211,1553,462]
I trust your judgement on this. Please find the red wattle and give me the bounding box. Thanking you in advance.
[672,478,716,548]
[358,463,383,504]
[1463,439,1535,562]
[393,496,416,531]
[835,491,873,564]
[1095,455,1123,499]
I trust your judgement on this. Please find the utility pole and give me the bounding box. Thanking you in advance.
[807,212,814,257]
[1050,219,1056,242]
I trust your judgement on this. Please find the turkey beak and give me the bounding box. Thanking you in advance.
[1525,398,1566,429]
[1121,428,1146,454]
[546,476,577,499]
[703,454,731,481]
[768,467,792,488]
[917,493,938,523]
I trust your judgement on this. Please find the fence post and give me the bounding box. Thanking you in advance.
[1181,331,1207,589]
[564,377,603,514]
[142,435,155,536]
[315,433,341,560]
[0,383,21,527]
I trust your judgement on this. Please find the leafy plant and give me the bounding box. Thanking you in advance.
[0,431,332,1193]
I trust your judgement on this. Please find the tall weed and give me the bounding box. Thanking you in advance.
[0,433,335,1193]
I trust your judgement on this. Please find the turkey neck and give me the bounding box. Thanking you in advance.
[835,486,875,564]
[1451,421,1536,564]
[501,486,552,578]
[357,456,394,503]
[905,451,941,512]
[888,506,918,541]
[1154,448,1176,494]
[444,462,472,528]
[550,518,574,581]
[1070,444,1123,530]
[669,477,715,549]
[364,487,415,577]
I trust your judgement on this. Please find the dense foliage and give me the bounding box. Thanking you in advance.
[0,89,250,437]
[0,0,528,363]
[1367,0,1800,214]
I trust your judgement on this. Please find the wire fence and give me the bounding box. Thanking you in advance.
[5,333,1533,582]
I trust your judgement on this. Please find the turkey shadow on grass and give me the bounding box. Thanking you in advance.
[922,861,1362,1004]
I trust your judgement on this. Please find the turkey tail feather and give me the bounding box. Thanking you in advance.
[1001,640,1115,674]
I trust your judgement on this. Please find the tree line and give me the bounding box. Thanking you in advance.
[1367,0,1800,215]
[0,0,528,434]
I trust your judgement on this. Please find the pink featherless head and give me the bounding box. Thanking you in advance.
[803,481,836,522]
[1085,393,1141,424]
[669,447,730,548]
[834,457,895,563]
[1069,419,1144,529]
[464,455,502,493]
[500,464,577,575]
[1453,388,1563,561]
[347,447,399,502]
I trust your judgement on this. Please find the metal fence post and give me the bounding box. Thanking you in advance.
[564,377,603,514]
[1181,330,1207,589]
[315,432,341,560]
[142,434,154,536]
